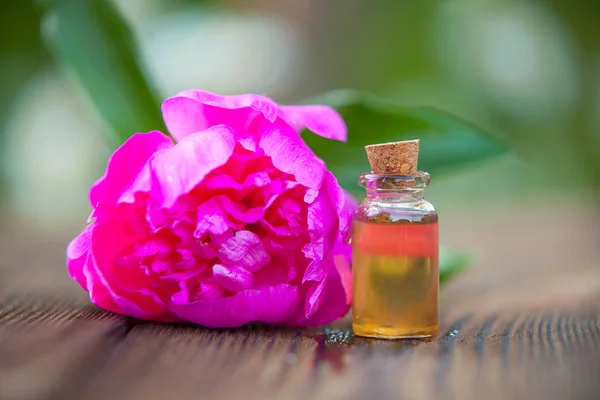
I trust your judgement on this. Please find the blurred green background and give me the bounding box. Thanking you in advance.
[0,0,599,264]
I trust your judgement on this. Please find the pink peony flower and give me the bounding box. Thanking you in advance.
[67,90,355,328]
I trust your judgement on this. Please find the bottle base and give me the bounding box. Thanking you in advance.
[352,324,438,340]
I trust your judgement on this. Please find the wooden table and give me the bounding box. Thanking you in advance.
[1,203,600,400]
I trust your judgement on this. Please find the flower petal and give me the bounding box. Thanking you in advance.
[302,180,343,283]
[218,230,270,272]
[194,197,236,237]
[259,123,326,190]
[323,172,356,239]
[66,223,93,291]
[291,259,349,327]
[340,189,358,240]
[86,245,176,322]
[90,131,173,215]
[86,209,175,321]
[219,196,265,224]
[206,171,271,191]
[280,105,347,142]
[211,264,253,292]
[334,254,353,306]
[162,90,279,141]
[198,283,226,300]
[162,90,347,143]
[301,237,326,283]
[306,186,337,235]
[169,284,299,328]
[134,238,172,258]
[149,125,236,208]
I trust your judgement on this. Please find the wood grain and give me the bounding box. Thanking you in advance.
[1,203,600,399]
[2,299,598,400]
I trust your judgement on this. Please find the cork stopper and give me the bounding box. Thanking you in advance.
[365,139,419,175]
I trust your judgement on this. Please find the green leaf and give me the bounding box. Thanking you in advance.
[439,248,471,284]
[301,90,509,194]
[40,0,164,147]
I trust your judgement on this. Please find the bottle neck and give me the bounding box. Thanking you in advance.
[365,187,425,203]
[359,171,430,204]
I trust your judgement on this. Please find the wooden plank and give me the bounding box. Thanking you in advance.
[0,292,599,400]
[71,323,318,400]
[26,305,594,400]
[0,297,128,400]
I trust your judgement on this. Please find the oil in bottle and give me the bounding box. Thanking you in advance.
[352,215,438,338]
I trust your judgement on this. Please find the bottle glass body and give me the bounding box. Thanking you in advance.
[352,172,439,339]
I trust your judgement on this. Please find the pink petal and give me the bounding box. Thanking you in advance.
[218,230,270,272]
[89,131,173,214]
[277,197,302,228]
[260,219,292,236]
[213,150,255,183]
[263,236,306,254]
[150,259,170,274]
[341,189,358,240]
[198,283,226,301]
[306,186,337,234]
[118,161,154,207]
[301,237,326,283]
[252,256,299,287]
[206,171,271,191]
[168,284,299,328]
[321,173,356,257]
[190,241,218,260]
[134,239,172,258]
[323,172,356,239]
[304,188,319,204]
[173,282,225,304]
[303,278,326,320]
[86,210,175,321]
[171,281,193,304]
[302,182,343,283]
[258,180,300,211]
[219,196,265,224]
[280,104,347,142]
[164,269,204,280]
[334,254,353,305]
[86,250,176,321]
[162,89,347,143]
[175,248,196,269]
[291,259,349,327]
[259,123,326,190]
[66,223,93,291]
[171,220,194,242]
[194,197,236,237]
[211,264,253,292]
[209,230,234,247]
[83,254,124,315]
[162,90,279,141]
[149,125,236,208]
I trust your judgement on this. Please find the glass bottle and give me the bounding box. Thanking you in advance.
[352,171,439,339]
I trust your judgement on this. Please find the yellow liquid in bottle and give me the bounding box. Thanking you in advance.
[352,219,439,339]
